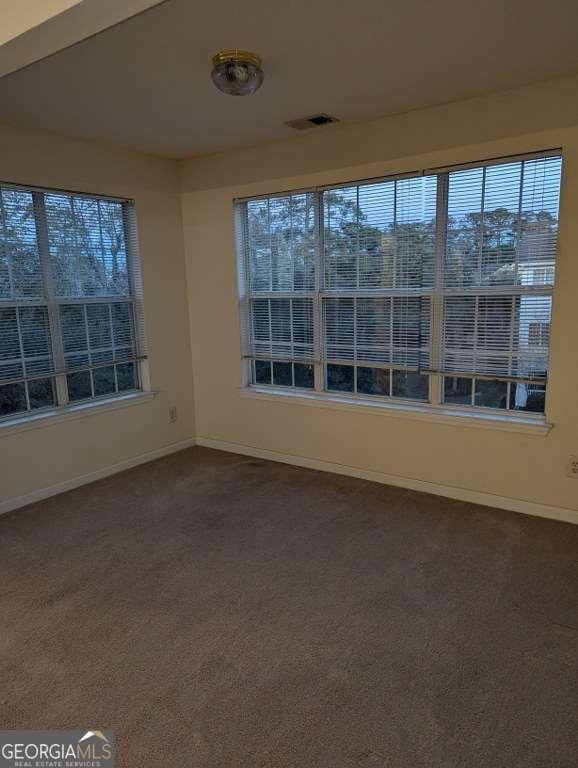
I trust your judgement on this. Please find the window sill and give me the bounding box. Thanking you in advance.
[240,386,552,436]
[0,390,158,439]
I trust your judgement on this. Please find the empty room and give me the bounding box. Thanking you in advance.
[0,1,577,766]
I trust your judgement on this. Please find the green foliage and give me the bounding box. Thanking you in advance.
[1,191,129,299]
[246,194,558,291]
[446,207,557,286]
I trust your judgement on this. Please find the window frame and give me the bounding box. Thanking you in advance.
[0,182,148,425]
[236,149,561,426]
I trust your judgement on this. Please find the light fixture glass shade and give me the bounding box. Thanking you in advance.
[211,50,264,96]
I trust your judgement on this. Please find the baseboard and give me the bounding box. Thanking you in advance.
[4,435,576,527]
[0,437,197,516]
[196,437,578,526]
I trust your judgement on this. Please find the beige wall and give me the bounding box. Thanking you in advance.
[180,74,578,515]
[0,124,194,505]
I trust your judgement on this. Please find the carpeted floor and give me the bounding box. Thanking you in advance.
[1,447,577,767]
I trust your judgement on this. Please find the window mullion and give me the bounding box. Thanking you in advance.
[83,304,95,398]
[267,298,273,367]
[429,173,448,405]
[33,192,68,407]
[14,307,31,410]
[314,190,324,392]
[122,201,146,389]
[0,193,16,297]
[235,202,252,386]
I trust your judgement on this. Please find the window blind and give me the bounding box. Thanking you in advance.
[0,183,145,419]
[321,175,435,399]
[237,192,317,389]
[441,155,561,383]
[236,150,562,416]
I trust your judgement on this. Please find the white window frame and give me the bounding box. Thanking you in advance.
[235,149,561,430]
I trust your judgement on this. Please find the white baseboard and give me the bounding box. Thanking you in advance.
[3,435,576,527]
[0,437,196,516]
[196,437,578,526]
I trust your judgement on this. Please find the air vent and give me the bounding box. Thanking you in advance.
[284,114,340,131]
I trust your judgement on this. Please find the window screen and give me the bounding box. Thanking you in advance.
[0,184,145,420]
[236,151,562,417]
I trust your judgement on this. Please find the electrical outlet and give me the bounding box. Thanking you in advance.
[566,456,578,479]
[168,406,178,423]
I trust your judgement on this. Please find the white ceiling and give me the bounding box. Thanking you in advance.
[0,0,577,159]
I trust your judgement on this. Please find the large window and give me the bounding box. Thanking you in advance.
[0,184,146,421]
[236,151,562,418]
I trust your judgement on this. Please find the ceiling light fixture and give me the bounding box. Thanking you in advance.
[211,50,264,96]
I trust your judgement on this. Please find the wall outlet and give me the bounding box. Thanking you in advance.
[168,406,178,423]
[566,456,578,479]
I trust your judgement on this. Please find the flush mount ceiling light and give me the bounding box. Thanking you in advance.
[211,50,264,96]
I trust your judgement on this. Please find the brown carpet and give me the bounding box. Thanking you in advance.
[1,447,577,767]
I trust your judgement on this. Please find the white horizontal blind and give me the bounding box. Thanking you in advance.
[250,298,315,361]
[236,150,562,415]
[0,183,145,419]
[442,155,561,385]
[322,176,436,394]
[245,192,317,294]
[236,192,318,389]
[323,175,437,290]
[323,296,431,369]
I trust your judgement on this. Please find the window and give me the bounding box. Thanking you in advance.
[0,184,146,421]
[236,151,562,418]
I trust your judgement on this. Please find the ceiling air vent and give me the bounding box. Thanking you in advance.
[284,113,340,131]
